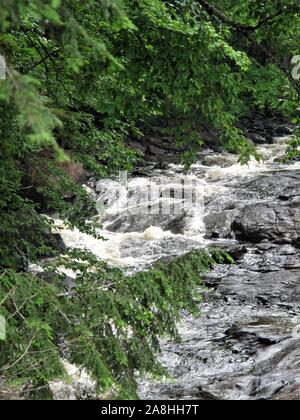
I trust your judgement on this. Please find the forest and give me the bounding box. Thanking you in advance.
[0,0,300,401]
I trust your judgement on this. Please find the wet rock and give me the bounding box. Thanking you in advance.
[202,367,300,400]
[37,271,76,290]
[242,172,300,200]
[120,236,202,263]
[204,245,300,306]
[201,154,237,168]
[217,172,300,245]
[139,231,300,400]
[105,209,187,234]
[86,176,97,190]
[250,134,267,145]
[138,300,300,400]
[48,233,66,253]
[220,268,300,306]
[231,202,300,245]
[239,112,294,146]
[127,139,147,155]
[272,384,300,400]
[205,209,237,240]
[38,232,66,259]
[225,321,292,346]
[218,244,249,261]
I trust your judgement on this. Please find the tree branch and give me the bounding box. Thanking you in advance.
[0,334,36,372]
[196,0,298,32]
[195,1,300,94]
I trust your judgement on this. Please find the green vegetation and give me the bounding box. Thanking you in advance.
[0,0,300,398]
[0,249,232,399]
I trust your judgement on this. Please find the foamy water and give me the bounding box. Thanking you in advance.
[57,137,299,270]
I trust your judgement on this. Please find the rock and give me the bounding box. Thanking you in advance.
[120,236,202,263]
[239,112,294,146]
[204,172,300,244]
[205,245,300,305]
[201,367,300,400]
[37,271,76,290]
[205,209,236,240]
[250,133,267,145]
[231,202,300,245]
[153,159,169,170]
[242,172,300,200]
[210,243,249,261]
[138,297,300,400]
[127,139,147,155]
[291,196,300,207]
[39,232,66,258]
[148,144,166,156]
[139,234,300,400]
[272,384,300,400]
[49,233,67,253]
[201,154,237,168]
[225,322,293,346]
[275,125,294,136]
[127,126,223,163]
[221,268,300,305]
[105,208,187,234]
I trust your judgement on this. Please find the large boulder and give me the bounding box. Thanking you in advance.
[105,207,187,234]
[231,202,300,245]
[241,172,300,200]
[204,172,300,244]
[204,244,300,305]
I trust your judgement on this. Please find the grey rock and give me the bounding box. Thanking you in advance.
[232,202,300,245]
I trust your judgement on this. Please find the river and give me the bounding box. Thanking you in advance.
[59,135,300,400]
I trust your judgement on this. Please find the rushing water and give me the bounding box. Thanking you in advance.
[58,137,299,269]
[58,136,300,400]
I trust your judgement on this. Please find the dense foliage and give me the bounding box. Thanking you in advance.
[0,0,300,398]
[0,249,232,398]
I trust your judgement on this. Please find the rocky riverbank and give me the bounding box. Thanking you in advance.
[127,113,294,165]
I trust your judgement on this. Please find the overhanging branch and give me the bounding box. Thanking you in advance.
[196,0,298,32]
[195,0,300,94]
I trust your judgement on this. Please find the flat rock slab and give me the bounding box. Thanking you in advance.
[138,298,300,400]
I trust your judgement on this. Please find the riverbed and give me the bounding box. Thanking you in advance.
[60,135,300,400]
